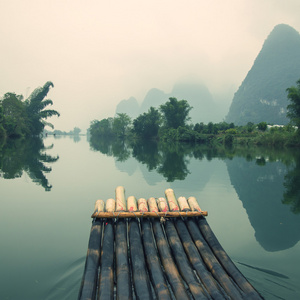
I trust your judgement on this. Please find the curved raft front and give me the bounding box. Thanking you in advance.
[78,187,264,300]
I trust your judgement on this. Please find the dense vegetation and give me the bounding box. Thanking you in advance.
[0,81,60,140]
[89,79,300,147]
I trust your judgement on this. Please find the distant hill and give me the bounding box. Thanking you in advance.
[115,82,222,124]
[226,24,300,125]
[115,96,139,118]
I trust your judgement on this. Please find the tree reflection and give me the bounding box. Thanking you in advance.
[131,140,161,171]
[0,138,58,191]
[89,136,300,214]
[283,152,300,214]
[157,142,190,181]
[90,136,131,162]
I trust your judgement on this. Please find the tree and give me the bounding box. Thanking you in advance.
[132,107,161,138]
[160,97,192,129]
[1,93,30,137]
[72,127,81,135]
[90,118,114,137]
[112,113,131,137]
[257,122,268,131]
[25,81,60,135]
[286,79,300,134]
[0,105,5,138]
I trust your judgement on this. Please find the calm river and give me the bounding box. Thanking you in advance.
[1,135,300,300]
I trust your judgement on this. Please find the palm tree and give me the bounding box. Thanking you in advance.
[25,81,60,135]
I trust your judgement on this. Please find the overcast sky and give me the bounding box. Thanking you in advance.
[1,0,300,131]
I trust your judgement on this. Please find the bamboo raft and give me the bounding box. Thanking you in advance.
[78,187,263,300]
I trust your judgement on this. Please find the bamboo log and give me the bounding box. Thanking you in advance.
[197,217,263,299]
[174,219,226,300]
[152,219,189,299]
[177,196,190,212]
[78,219,103,300]
[137,198,148,212]
[165,189,179,211]
[188,196,202,212]
[157,197,169,212]
[92,199,105,216]
[115,219,132,300]
[129,219,152,299]
[127,196,138,212]
[98,220,114,300]
[92,211,208,219]
[141,219,171,300]
[105,198,115,212]
[164,220,208,299]
[147,197,159,212]
[186,218,243,300]
[115,186,126,211]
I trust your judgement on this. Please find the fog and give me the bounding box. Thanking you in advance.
[1,0,300,132]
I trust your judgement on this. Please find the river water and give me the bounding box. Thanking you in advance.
[0,135,299,300]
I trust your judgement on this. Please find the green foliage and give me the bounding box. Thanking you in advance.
[1,92,30,137]
[0,81,59,139]
[224,134,234,146]
[25,81,60,135]
[160,97,192,129]
[89,118,114,137]
[225,128,237,135]
[132,107,161,139]
[112,113,131,138]
[257,122,268,131]
[286,79,300,134]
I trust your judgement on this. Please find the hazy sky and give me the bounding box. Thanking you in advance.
[1,0,300,131]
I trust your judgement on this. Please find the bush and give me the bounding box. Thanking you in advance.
[224,134,234,146]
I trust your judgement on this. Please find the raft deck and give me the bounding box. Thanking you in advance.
[78,187,263,300]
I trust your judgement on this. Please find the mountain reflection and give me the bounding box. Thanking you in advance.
[0,137,59,191]
[225,147,300,252]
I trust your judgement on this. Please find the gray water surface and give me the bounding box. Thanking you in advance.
[1,136,299,300]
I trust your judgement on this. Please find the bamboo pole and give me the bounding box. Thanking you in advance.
[164,219,208,300]
[197,217,263,299]
[115,186,126,211]
[177,196,190,212]
[91,211,208,219]
[156,197,169,212]
[127,196,138,212]
[105,198,115,212]
[174,219,226,300]
[115,219,132,300]
[147,197,158,212]
[152,219,189,299]
[186,218,243,300]
[128,219,152,299]
[98,220,114,300]
[141,219,172,300]
[92,199,105,216]
[78,218,103,300]
[165,189,179,211]
[188,196,202,212]
[137,198,148,212]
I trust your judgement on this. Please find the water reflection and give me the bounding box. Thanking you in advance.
[0,137,59,191]
[283,151,300,214]
[225,147,300,252]
[90,137,300,251]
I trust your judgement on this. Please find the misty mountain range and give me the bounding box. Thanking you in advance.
[115,83,225,124]
[115,24,300,126]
